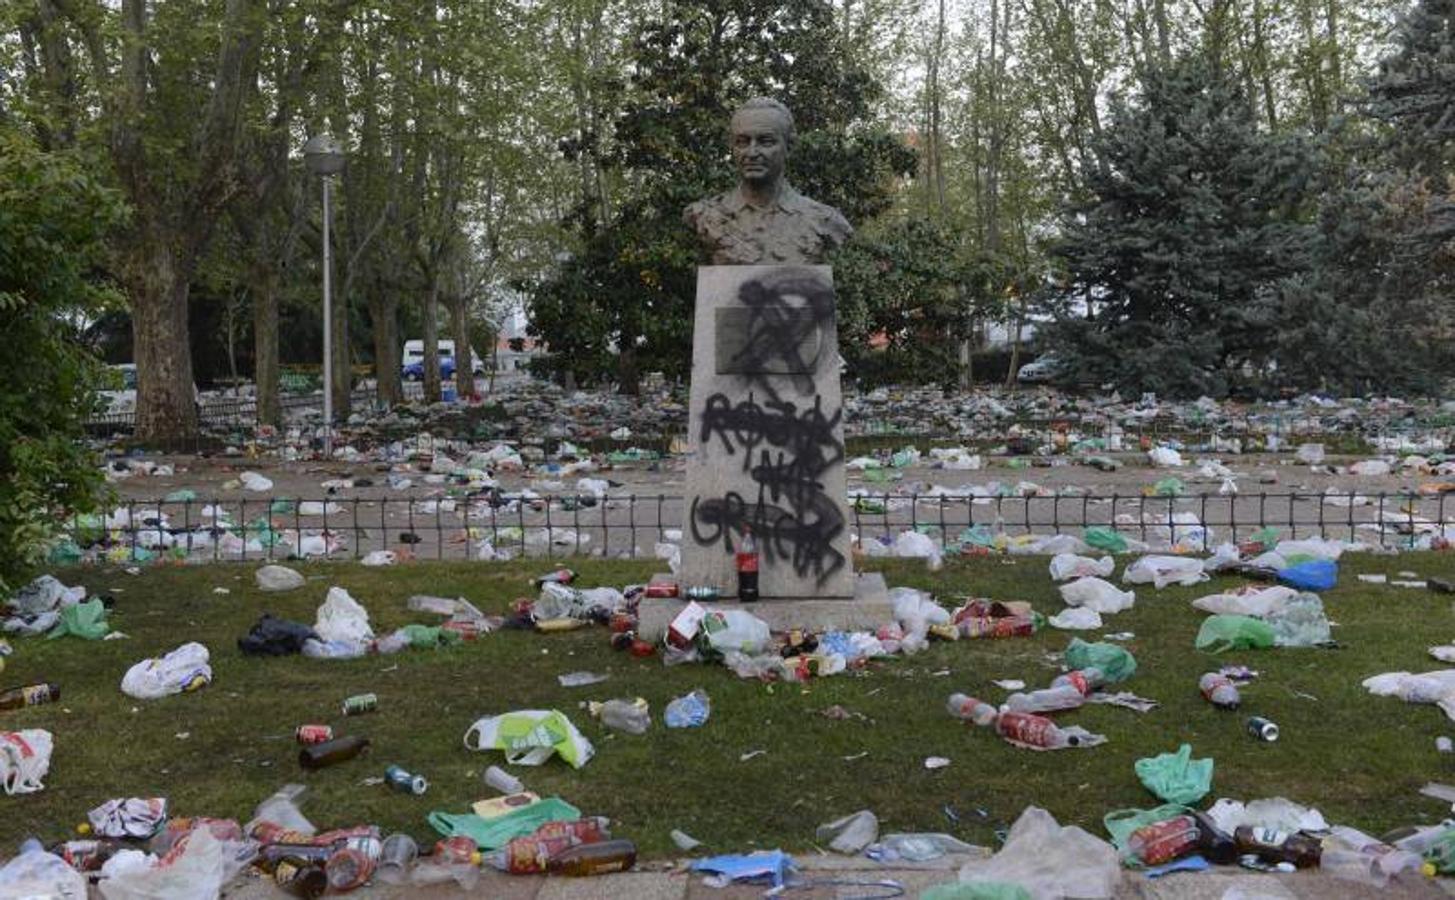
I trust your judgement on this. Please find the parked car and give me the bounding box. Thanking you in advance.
[1016,354,1066,384]
[402,339,485,381]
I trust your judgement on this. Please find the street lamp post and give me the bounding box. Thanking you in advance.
[303,134,346,457]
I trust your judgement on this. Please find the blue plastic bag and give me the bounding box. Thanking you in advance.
[692,850,795,887]
[1278,559,1337,592]
[664,690,711,728]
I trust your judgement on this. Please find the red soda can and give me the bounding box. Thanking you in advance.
[433,836,479,865]
[628,638,656,658]
[296,724,333,745]
[609,612,637,634]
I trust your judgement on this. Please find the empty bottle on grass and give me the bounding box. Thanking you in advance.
[299,736,370,770]
[1233,826,1321,868]
[946,693,997,726]
[1050,668,1105,695]
[545,839,638,876]
[1003,685,1086,714]
[0,683,59,711]
[1199,673,1241,709]
[995,711,1095,749]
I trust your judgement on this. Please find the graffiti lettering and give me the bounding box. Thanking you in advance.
[691,391,846,585]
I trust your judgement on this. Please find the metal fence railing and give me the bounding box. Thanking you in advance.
[58,490,1454,566]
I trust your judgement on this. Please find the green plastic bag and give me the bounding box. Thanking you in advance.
[427,796,580,849]
[960,525,996,548]
[269,498,296,515]
[47,598,109,640]
[47,540,83,566]
[921,883,1031,900]
[1134,744,1213,805]
[1084,527,1128,554]
[1423,827,1455,874]
[1103,803,1189,855]
[1151,477,1184,497]
[165,489,198,503]
[1065,638,1137,683]
[1195,615,1275,653]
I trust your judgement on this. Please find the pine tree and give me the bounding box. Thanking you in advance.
[1045,53,1318,399]
[1367,0,1455,179]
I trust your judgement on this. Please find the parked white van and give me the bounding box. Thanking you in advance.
[401,339,485,380]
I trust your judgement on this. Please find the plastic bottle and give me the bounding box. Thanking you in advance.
[995,711,1084,748]
[946,693,998,726]
[482,819,611,873]
[1002,685,1086,714]
[484,765,524,794]
[1126,815,1201,865]
[0,682,60,711]
[545,839,638,876]
[534,568,577,587]
[298,735,370,770]
[596,699,650,735]
[736,529,759,603]
[1199,672,1241,709]
[1050,668,1105,695]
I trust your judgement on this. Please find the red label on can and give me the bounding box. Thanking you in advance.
[433,836,478,865]
[296,725,333,745]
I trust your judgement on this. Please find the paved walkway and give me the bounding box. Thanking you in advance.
[222,853,1455,899]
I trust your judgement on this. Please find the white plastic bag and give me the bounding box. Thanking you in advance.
[254,565,305,592]
[0,842,86,899]
[314,587,373,644]
[1048,554,1114,582]
[704,610,772,655]
[956,806,1120,900]
[1192,585,1297,617]
[98,827,250,900]
[1205,797,1328,835]
[361,550,397,567]
[1148,446,1184,467]
[1058,577,1135,614]
[1123,555,1209,589]
[121,643,212,699]
[238,471,273,492]
[1048,607,1104,631]
[815,810,879,854]
[0,729,53,795]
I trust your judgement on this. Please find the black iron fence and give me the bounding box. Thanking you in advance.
[57,490,1454,566]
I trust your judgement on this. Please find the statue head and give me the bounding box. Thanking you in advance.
[730,97,794,190]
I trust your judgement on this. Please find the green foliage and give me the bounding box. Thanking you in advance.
[525,0,915,390]
[0,129,119,594]
[835,218,1003,388]
[1045,54,1319,398]
[1366,0,1455,178]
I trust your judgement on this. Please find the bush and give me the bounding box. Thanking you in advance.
[0,130,122,593]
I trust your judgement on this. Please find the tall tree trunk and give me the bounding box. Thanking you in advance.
[128,230,199,441]
[330,251,351,418]
[252,263,281,427]
[423,279,441,403]
[451,293,475,400]
[370,287,403,408]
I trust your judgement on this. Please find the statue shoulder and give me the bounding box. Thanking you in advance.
[683,191,734,229]
[798,195,853,243]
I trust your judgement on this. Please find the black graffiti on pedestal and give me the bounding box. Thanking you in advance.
[727,270,835,400]
[690,391,846,586]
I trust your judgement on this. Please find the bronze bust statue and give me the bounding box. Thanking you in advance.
[684,98,853,265]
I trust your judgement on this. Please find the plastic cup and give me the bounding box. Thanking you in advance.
[378,833,418,885]
[484,765,523,794]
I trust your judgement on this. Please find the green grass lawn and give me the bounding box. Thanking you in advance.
[3,553,1455,859]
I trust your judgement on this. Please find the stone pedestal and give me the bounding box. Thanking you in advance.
[637,572,893,642]
[678,265,855,599]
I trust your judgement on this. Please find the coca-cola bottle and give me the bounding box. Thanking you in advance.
[736,529,759,602]
[995,711,1086,748]
[1126,816,1200,865]
[946,693,998,726]
[1198,672,1241,709]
